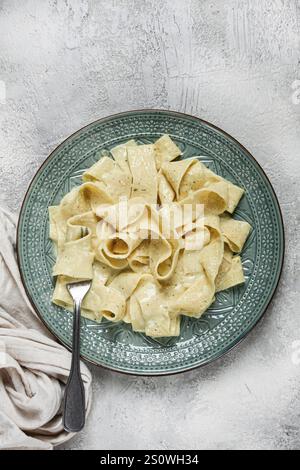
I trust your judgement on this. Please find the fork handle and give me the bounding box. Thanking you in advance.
[63,299,85,432]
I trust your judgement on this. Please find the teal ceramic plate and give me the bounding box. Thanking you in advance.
[17,110,284,375]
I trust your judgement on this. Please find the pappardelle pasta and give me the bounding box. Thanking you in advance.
[49,135,251,337]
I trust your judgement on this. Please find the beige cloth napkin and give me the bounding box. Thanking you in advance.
[0,207,92,450]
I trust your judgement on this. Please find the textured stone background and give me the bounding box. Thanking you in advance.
[0,0,300,450]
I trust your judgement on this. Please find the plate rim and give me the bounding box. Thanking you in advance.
[16,108,285,376]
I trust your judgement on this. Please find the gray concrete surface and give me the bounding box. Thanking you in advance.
[0,0,300,450]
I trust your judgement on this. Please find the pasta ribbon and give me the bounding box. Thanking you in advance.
[50,136,251,337]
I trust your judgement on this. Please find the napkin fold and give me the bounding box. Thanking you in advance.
[0,207,92,450]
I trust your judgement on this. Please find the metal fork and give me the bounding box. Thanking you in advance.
[63,280,91,433]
